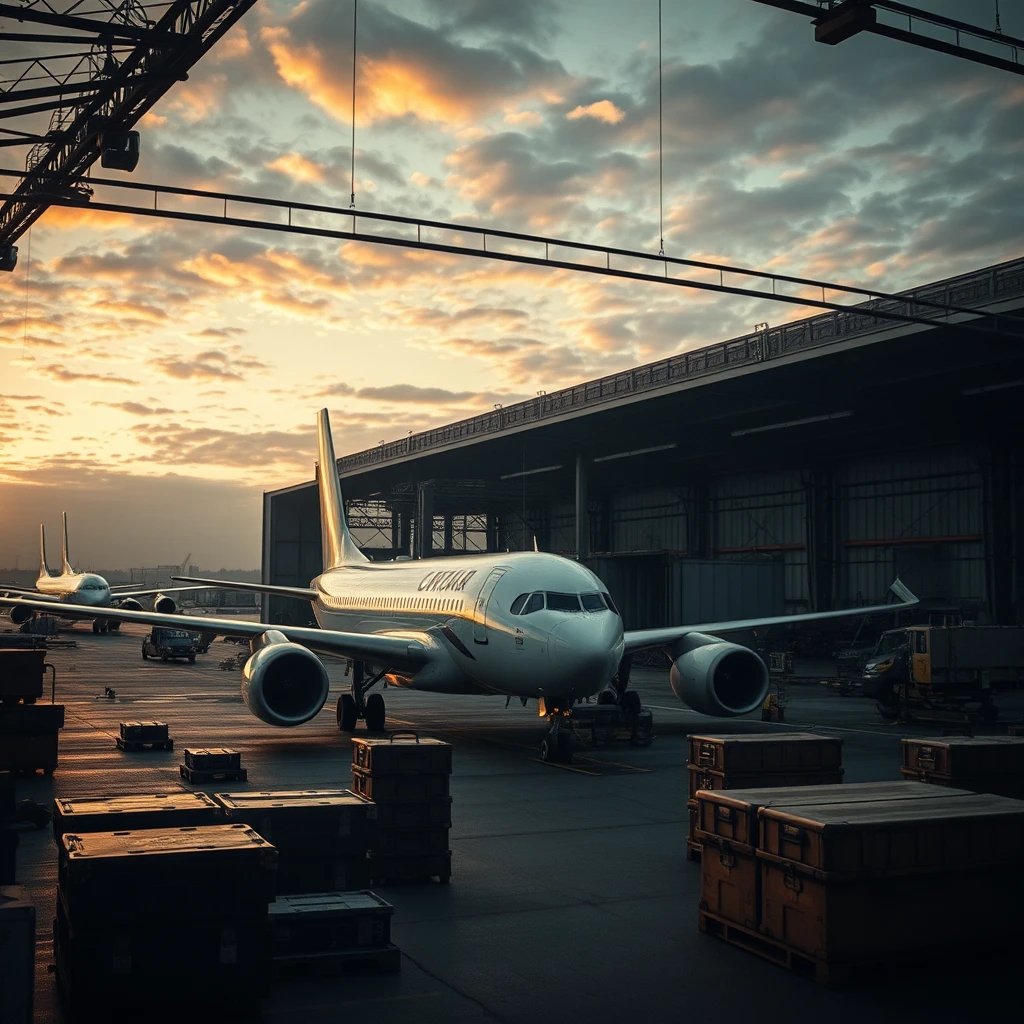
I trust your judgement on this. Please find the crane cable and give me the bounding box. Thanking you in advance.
[350,0,358,209]
[658,0,664,257]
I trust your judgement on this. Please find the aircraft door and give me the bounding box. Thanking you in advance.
[472,568,507,645]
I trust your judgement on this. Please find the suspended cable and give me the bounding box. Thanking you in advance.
[21,227,31,358]
[657,0,664,257]
[350,0,358,209]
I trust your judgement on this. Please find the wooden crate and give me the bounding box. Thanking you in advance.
[0,649,45,701]
[269,890,393,952]
[901,736,1024,798]
[0,886,35,1024]
[758,792,1024,876]
[688,766,843,802]
[119,721,169,743]
[697,834,759,930]
[59,824,277,925]
[351,767,450,804]
[372,798,452,830]
[184,748,241,771]
[695,780,972,848]
[351,734,452,775]
[52,792,222,841]
[0,733,59,775]
[688,733,842,774]
[372,825,450,858]
[276,853,371,896]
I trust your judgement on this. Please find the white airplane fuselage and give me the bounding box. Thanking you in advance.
[35,570,113,607]
[311,550,625,700]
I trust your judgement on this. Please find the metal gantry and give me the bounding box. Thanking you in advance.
[0,0,257,261]
[751,1,1023,76]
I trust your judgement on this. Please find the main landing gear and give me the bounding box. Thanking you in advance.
[336,661,388,734]
[538,698,574,764]
[91,621,110,634]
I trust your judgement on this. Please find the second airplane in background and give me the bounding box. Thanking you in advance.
[1,410,918,763]
[1,513,204,634]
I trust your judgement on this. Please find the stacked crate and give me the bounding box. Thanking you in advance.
[52,791,222,842]
[901,736,1024,798]
[55,824,277,1017]
[0,886,34,1024]
[0,649,62,775]
[351,735,453,884]
[213,790,375,894]
[754,793,1024,982]
[695,780,972,930]
[686,733,843,860]
[268,891,400,974]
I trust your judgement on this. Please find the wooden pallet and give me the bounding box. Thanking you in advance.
[697,908,1000,986]
[179,764,247,784]
[116,737,174,752]
[273,942,401,977]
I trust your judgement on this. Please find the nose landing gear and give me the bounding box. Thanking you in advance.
[336,661,388,734]
[538,698,575,764]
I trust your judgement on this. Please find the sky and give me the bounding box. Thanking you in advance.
[1,0,1021,569]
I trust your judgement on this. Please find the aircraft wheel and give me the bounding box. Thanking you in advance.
[365,692,386,733]
[188,655,196,664]
[141,649,148,660]
[540,735,558,763]
[337,694,358,732]
[160,654,168,662]
[92,622,99,634]
[596,690,617,705]
[556,731,573,763]
[622,690,642,715]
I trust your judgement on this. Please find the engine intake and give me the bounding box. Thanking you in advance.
[669,632,769,717]
[116,598,143,612]
[153,593,176,613]
[9,605,34,624]
[241,629,330,727]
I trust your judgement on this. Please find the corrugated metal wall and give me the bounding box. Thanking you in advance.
[609,488,688,552]
[710,471,808,609]
[836,448,986,609]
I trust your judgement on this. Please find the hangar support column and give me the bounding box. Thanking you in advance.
[983,446,1016,624]
[575,454,589,561]
[806,467,835,613]
[416,482,434,559]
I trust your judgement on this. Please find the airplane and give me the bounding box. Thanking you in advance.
[0,409,919,763]
[0,513,205,635]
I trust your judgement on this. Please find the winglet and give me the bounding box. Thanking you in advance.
[61,511,73,574]
[889,577,918,607]
[316,408,367,569]
[39,524,50,578]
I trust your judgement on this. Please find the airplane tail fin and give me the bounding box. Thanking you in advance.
[316,408,367,570]
[39,524,50,578]
[61,511,73,574]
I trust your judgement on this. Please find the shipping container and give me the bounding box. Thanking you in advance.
[688,733,843,774]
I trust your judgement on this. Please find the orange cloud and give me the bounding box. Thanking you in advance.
[265,152,326,184]
[566,100,625,125]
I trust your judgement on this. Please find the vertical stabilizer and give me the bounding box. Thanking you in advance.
[316,408,368,569]
[61,511,74,574]
[39,524,51,579]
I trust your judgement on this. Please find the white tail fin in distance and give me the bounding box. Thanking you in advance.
[316,408,367,569]
[39,524,51,578]
[61,511,73,574]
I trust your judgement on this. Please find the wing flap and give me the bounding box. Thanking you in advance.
[0,595,432,671]
[169,576,318,601]
[623,578,919,653]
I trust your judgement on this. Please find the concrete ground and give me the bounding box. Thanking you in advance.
[7,621,1022,1023]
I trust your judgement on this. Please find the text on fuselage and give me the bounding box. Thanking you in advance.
[418,569,477,593]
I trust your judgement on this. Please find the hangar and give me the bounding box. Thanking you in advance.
[263,255,1024,631]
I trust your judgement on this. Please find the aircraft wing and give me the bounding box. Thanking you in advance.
[171,576,317,601]
[0,587,60,602]
[0,595,432,671]
[623,579,919,653]
[110,586,212,599]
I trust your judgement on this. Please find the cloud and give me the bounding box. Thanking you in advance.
[150,346,269,383]
[92,402,175,416]
[566,100,625,124]
[35,365,139,386]
[355,384,476,404]
[265,152,326,183]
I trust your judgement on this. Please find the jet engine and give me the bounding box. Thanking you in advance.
[240,629,330,727]
[116,598,144,612]
[152,593,176,613]
[669,632,769,717]
[8,605,34,624]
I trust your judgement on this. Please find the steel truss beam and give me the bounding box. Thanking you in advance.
[0,1,257,250]
[0,168,1020,338]
[752,1,1024,76]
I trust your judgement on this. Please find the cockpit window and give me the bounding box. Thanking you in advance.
[510,594,528,615]
[581,593,606,612]
[522,592,545,614]
[602,592,618,615]
[546,592,582,612]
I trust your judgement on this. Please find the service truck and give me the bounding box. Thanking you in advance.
[141,627,201,663]
[862,625,1024,722]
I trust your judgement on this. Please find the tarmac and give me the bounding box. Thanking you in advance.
[8,621,1022,1023]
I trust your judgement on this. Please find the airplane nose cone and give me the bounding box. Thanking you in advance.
[548,617,621,691]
